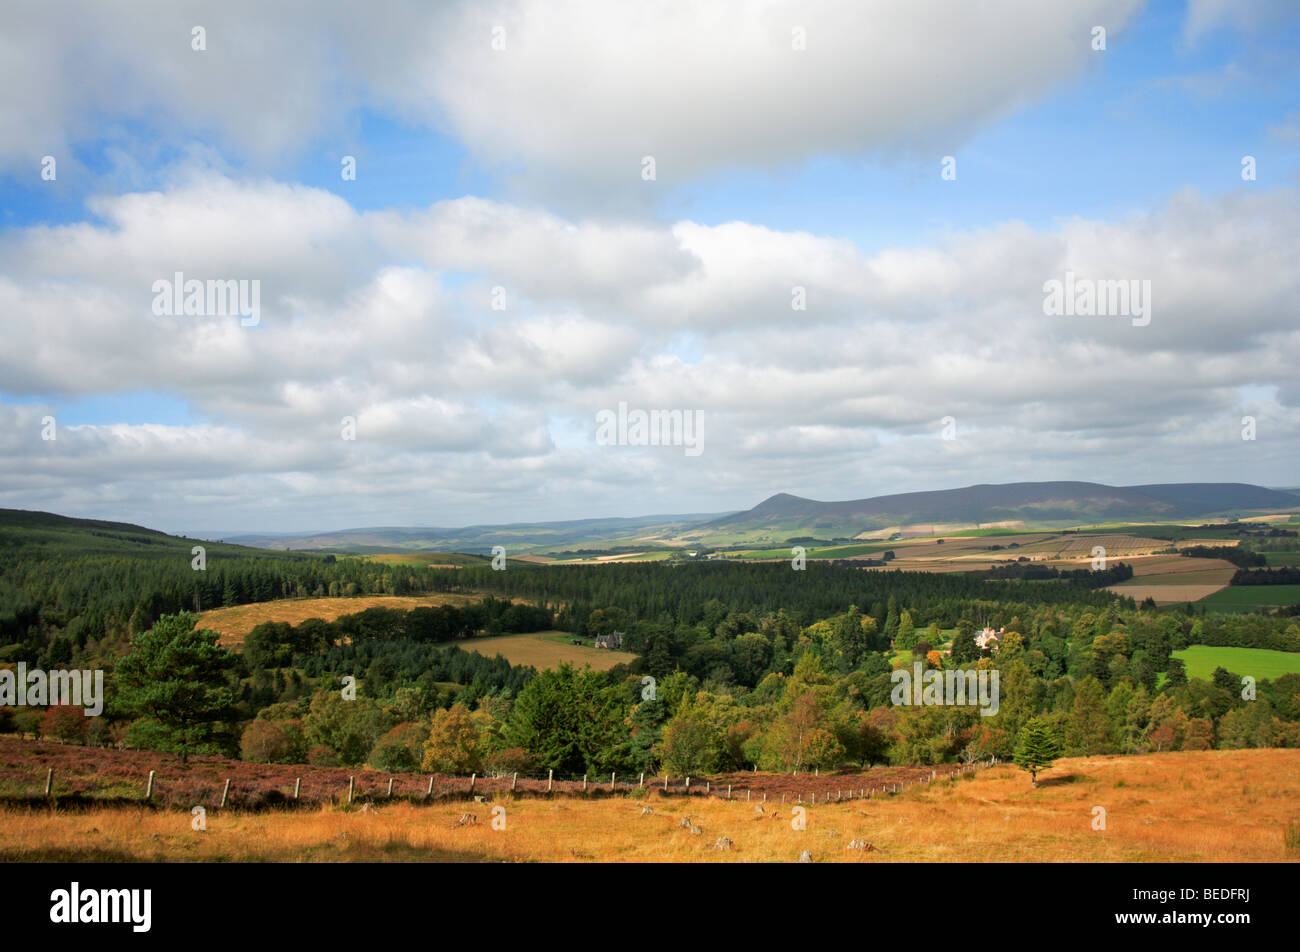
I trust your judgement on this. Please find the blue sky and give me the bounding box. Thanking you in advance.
[1,0,1298,534]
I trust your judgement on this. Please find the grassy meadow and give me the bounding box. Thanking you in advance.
[2,750,1295,863]
[1171,645,1300,682]
[463,630,637,671]
[199,593,479,648]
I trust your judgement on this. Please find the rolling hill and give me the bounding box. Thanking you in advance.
[216,481,1299,553]
[701,481,1300,539]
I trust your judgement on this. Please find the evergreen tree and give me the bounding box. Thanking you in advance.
[1165,657,1188,688]
[1066,677,1113,755]
[115,613,238,762]
[1013,717,1061,786]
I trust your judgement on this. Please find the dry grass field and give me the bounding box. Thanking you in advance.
[199,594,479,649]
[465,631,637,671]
[2,750,1296,862]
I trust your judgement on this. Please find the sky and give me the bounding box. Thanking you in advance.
[1,0,1298,536]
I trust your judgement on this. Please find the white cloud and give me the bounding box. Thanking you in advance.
[2,174,1297,530]
[0,0,1140,202]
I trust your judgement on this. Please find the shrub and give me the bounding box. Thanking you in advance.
[307,744,341,767]
[484,747,536,779]
[240,719,306,764]
[85,716,113,748]
[368,722,426,772]
[422,704,483,774]
[11,707,43,737]
[41,704,89,744]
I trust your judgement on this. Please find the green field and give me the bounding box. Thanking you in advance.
[1172,645,1300,681]
[1264,552,1300,566]
[1199,584,1300,613]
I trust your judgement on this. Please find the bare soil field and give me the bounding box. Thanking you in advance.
[1106,584,1230,605]
[1105,555,1236,604]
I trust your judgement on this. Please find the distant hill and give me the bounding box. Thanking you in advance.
[703,482,1300,538]
[0,508,284,560]
[5,481,1296,557]
[225,512,731,554]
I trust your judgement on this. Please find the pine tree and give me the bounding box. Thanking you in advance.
[1013,717,1061,786]
[1066,676,1114,755]
[115,613,237,762]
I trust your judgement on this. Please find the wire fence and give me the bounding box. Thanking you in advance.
[6,753,1002,810]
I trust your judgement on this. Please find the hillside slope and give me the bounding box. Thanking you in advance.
[703,482,1300,538]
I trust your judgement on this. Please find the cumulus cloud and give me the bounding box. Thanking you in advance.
[0,0,1140,202]
[1,173,1298,531]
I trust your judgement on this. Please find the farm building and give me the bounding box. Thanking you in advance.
[594,631,625,649]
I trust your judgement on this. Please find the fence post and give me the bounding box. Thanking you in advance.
[685,776,690,795]
[295,778,301,800]
[611,772,615,791]
[705,780,710,795]
[44,767,53,797]
[583,774,588,792]
[548,769,553,793]
[512,773,518,792]
[387,778,394,797]
[639,772,644,788]
[220,778,230,808]
[727,785,731,800]
[469,773,476,794]
[747,789,750,802]
[427,776,435,797]
[145,770,155,801]
[348,776,354,804]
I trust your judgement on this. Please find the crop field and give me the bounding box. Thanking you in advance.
[2,747,1295,862]
[199,594,480,649]
[1265,552,1300,566]
[1105,555,1236,604]
[363,552,487,567]
[463,630,637,671]
[1199,585,1300,613]
[1171,646,1300,682]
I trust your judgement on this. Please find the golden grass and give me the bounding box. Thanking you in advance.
[200,594,478,649]
[3,750,1296,862]
[464,631,637,672]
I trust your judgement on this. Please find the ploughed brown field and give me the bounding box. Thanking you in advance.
[1,738,1296,862]
[1105,554,1237,605]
